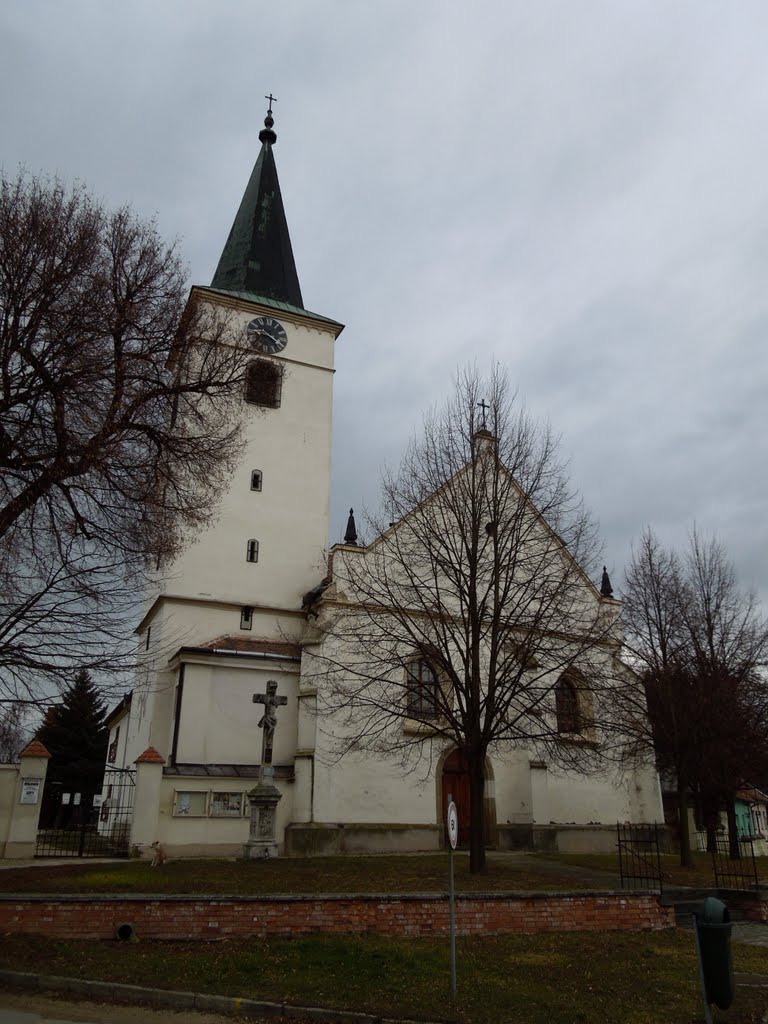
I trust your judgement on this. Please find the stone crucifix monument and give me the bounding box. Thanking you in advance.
[244,679,288,859]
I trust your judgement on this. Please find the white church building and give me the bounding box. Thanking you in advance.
[105,107,663,858]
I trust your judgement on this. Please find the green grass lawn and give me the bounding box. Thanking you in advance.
[0,854,604,895]
[1,930,766,1023]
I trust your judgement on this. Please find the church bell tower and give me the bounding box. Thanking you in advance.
[146,101,344,638]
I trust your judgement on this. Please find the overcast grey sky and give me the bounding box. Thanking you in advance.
[2,0,766,603]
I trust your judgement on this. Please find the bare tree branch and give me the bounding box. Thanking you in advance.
[0,170,249,701]
[304,364,627,872]
[618,526,768,865]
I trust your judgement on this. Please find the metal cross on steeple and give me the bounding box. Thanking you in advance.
[477,400,490,430]
[265,93,277,115]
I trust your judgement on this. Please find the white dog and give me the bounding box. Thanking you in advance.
[149,841,167,867]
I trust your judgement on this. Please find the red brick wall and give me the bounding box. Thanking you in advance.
[0,892,673,940]
[720,891,768,922]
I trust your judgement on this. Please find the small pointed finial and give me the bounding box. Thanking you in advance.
[259,93,278,145]
[600,566,613,598]
[344,508,358,546]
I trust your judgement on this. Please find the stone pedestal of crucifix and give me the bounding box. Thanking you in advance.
[244,679,288,860]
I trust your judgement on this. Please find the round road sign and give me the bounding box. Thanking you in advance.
[447,800,458,850]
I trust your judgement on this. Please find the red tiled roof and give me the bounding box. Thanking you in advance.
[194,636,302,658]
[135,746,166,765]
[19,740,51,759]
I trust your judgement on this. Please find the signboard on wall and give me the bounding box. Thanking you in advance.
[19,778,41,804]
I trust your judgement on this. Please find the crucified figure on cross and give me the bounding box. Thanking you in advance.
[253,680,287,772]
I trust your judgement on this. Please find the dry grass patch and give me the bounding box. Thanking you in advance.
[0,854,602,895]
[541,851,768,889]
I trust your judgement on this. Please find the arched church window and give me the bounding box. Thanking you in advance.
[406,659,439,719]
[245,359,283,408]
[555,674,581,734]
[108,726,120,764]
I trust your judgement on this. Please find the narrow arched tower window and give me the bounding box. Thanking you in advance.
[246,539,259,563]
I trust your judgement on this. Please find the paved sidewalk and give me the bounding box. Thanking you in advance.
[0,859,122,871]
[0,971,432,1024]
[733,921,768,948]
[500,852,621,887]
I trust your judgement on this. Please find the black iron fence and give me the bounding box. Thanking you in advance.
[617,822,664,891]
[35,767,135,858]
[711,833,760,890]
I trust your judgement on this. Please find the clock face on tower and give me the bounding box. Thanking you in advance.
[246,316,288,354]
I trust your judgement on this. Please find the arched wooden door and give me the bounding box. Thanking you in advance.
[442,749,470,844]
[441,749,492,847]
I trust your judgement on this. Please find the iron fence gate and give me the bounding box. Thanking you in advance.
[617,822,664,891]
[711,833,760,889]
[35,767,136,858]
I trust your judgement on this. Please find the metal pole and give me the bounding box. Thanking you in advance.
[448,792,456,996]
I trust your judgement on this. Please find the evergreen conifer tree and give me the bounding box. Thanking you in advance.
[37,670,108,795]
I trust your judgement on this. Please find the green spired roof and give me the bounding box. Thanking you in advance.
[211,108,303,308]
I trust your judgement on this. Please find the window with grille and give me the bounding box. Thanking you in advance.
[246,539,259,563]
[555,675,581,734]
[406,659,439,718]
[245,359,283,408]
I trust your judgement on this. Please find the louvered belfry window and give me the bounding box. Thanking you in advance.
[245,359,283,408]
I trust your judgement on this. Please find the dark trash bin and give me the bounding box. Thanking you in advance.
[694,897,734,1010]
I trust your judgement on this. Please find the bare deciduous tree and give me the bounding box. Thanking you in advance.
[0,170,247,702]
[0,703,28,761]
[305,365,624,873]
[621,528,768,865]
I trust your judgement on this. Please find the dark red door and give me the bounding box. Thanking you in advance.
[442,749,471,846]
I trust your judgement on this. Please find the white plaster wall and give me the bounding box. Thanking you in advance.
[493,749,536,825]
[0,765,17,848]
[292,757,313,822]
[544,766,636,824]
[155,775,294,853]
[106,710,130,768]
[158,305,338,613]
[296,693,317,752]
[312,746,440,825]
[125,670,153,766]
[175,660,299,765]
[142,597,305,656]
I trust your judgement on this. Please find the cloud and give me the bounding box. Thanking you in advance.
[1,0,766,602]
